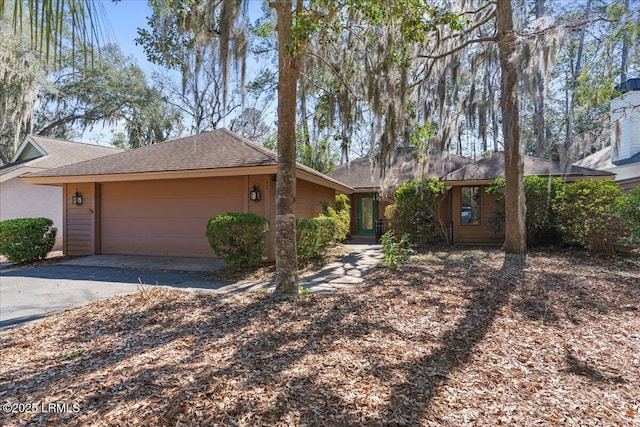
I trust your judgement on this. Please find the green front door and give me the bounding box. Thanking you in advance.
[358,194,376,235]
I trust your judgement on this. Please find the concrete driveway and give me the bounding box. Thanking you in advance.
[0,255,228,331]
[0,244,383,332]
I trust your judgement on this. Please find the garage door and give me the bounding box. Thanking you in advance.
[100,177,245,257]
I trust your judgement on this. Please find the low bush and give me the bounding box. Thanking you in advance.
[486,176,563,245]
[553,180,623,252]
[0,217,57,262]
[616,187,640,251]
[387,178,451,244]
[380,231,412,271]
[206,213,269,268]
[332,194,351,241]
[296,216,337,261]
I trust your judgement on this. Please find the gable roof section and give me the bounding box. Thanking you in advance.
[0,135,121,182]
[22,129,353,193]
[442,152,616,184]
[330,148,472,190]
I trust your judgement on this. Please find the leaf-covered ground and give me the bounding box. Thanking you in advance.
[1,248,639,426]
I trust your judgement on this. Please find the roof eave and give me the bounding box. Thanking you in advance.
[297,169,354,194]
[21,165,280,185]
[21,164,356,194]
[443,174,615,186]
[352,186,380,192]
[0,166,46,183]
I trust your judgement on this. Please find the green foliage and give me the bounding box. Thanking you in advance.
[296,216,337,261]
[486,176,562,244]
[409,123,435,149]
[553,180,623,253]
[345,1,465,45]
[0,217,57,262]
[380,231,412,271]
[298,285,311,297]
[63,347,85,360]
[206,213,269,268]
[387,178,451,243]
[0,30,43,159]
[616,187,640,251]
[34,44,182,146]
[322,194,351,241]
[297,133,338,175]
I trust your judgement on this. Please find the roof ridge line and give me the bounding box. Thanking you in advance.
[218,128,277,162]
[29,134,120,149]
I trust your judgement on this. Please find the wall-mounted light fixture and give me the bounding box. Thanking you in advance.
[72,189,83,205]
[249,185,261,202]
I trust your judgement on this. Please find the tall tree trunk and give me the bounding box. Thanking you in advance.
[496,0,527,255]
[620,0,630,85]
[565,0,590,161]
[534,0,546,158]
[273,0,301,298]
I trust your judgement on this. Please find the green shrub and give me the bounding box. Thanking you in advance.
[206,213,269,268]
[380,231,412,271]
[553,180,623,252]
[296,216,337,260]
[334,194,351,241]
[486,176,562,245]
[387,178,451,243]
[616,187,640,251]
[0,217,57,262]
[322,196,351,242]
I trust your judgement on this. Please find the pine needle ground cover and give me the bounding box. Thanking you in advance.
[1,248,638,426]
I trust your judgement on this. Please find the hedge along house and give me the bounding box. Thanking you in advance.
[21,129,352,260]
[0,136,121,250]
[440,152,616,244]
[572,78,640,252]
[330,148,472,237]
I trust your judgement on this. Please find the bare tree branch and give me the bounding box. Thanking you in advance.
[418,36,497,60]
[307,51,357,98]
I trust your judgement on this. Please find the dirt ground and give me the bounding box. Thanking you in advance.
[1,247,638,426]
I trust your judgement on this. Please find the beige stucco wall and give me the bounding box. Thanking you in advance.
[296,179,335,218]
[1,178,63,250]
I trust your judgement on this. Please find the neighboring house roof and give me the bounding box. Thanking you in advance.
[22,129,353,193]
[572,146,615,170]
[330,147,472,191]
[0,135,121,183]
[441,152,616,184]
[573,145,640,182]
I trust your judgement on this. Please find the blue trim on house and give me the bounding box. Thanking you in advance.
[612,151,640,166]
[615,78,640,94]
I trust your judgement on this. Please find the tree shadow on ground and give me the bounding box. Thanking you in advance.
[2,248,638,426]
[377,254,525,423]
[562,350,627,384]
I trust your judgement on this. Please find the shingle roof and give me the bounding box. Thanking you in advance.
[572,147,615,170]
[25,130,277,178]
[441,152,616,182]
[24,129,352,191]
[0,135,121,177]
[330,148,472,190]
